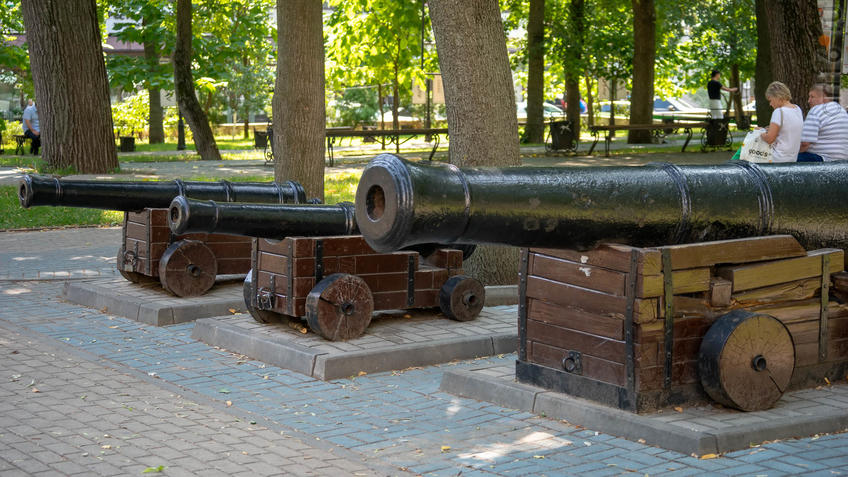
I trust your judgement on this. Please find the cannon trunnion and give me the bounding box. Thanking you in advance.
[243,235,484,341]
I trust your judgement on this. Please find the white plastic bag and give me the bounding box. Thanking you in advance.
[739,130,772,163]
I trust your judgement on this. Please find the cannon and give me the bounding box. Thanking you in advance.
[355,155,848,411]
[354,154,848,255]
[18,175,306,297]
[166,197,484,340]
[19,174,305,211]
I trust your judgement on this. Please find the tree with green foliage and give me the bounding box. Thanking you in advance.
[191,0,275,139]
[669,0,757,124]
[0,1,32,109]
[174,0,221,161]
[106,0,174,144]
[628,0,656,143]
[326,0,435,135]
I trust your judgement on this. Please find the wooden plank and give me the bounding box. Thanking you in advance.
[529,341,625,387]
[525,275,658,323]
[640,268,711,297]
[319,235,375,256]
[709,278,733,307]
[425,249,463,269]
[659,235,806,270]
[354,253,418,274]
[257,237,290,255]
[531,245,661,275]
[753,300,848,324]
[732,277,822,306]
[527,298,624,340]
[413,289,439,308]
[530,252,626,295]
[205,242,253,259]
[372,290,408,310]
[527,319,626,363]
[215,258,252,275]
[717,249,844,292]
[360,272,410,294]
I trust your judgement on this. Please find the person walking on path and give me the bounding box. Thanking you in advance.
[798,84,848,162]
[22,99,41,155]
[707,70,738,119]
[759,81,804,162]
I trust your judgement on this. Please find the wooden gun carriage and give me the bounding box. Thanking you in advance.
[18,175,306,297]
[168,197,484,341]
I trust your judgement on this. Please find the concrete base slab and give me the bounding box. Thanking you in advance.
[441,364,848,456]
[191,305,518,381]
[62,277,246,326]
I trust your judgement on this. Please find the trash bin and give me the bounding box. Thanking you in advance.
[254,129,268,148]
[548,120,576,151]
[119,136,135,152]
[706,118,729,147]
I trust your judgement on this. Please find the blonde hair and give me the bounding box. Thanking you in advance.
[765,81,792,102]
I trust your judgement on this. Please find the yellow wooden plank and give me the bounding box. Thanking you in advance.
[658,235,806,270]
[717,249,844,292]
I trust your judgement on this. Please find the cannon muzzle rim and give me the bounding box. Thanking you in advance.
[355,154,417,252]
[17,174,35,208]
[168,195,193,235]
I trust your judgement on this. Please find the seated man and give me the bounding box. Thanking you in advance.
[797,84,848,162]
[22,99,41,155]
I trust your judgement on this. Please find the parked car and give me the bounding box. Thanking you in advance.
[516,101,565,122]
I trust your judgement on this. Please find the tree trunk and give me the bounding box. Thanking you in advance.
[754,0,773,127]
[565,0,584,140]
[174,0,221,161]
[392,48,400,153]
[524,0,545,144]
[730,63,744,125]
[274,0,325,201]
[764,0,823,113]
[609,78,617,126]
[21,0,117,173]
[584,75,594,127]
[143,15,164,144]
[429,0,520,285]
[628,0,655,143]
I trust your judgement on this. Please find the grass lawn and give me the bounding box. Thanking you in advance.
[0,171,362,230]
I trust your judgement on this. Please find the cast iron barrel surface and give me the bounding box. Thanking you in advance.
[18,174,307,211]
[355,154,848,253]
[169,197,358,238]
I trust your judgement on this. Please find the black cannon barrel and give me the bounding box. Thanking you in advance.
[354,154,848,253]
[18,174,307,211]
[169,197,357,238]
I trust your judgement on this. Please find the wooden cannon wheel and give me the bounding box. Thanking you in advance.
[242,270,284,324]
[117,246,155,284]
[439,275,485,322]
[698,309,795,411]
[158,240,217,297]
[305,273,373,341]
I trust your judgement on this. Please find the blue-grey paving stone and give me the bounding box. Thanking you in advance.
[672,456,734,472]
[655,468,704,477]
[623,450,673,467]
[775,454,827,471]
[736,448,786,463]
[762,459,818,475]
[796,471,847,477]
[797,446,848,461]
[548,443,612,459]
[714,463,773,475]
[819,455,848,468]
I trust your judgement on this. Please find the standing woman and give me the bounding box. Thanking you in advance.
[759,81,804,162]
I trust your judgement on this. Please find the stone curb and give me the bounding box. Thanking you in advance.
[62,280,245,326]
[191,315,517,381]
[440,365,848,456]
[484,285,518,306]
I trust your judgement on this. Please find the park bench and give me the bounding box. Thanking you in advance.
[14,134,29,155]
[324,127,449,166]
[588,122,708,156]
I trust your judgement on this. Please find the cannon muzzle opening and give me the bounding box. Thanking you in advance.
[18,175,36,208]
[168,196,202,235]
